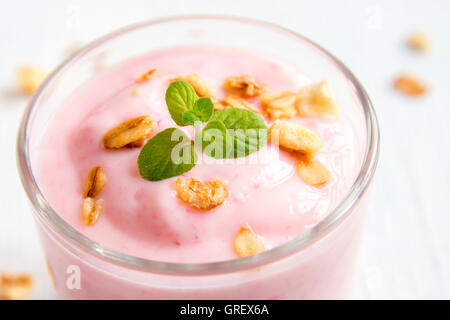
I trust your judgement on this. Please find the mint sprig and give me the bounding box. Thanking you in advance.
[206,108,268,158]
[200,120,233,159]
[165,81,198,126]
[165,81,213,126]
[182,110,200,126]
[137,128,197,181]
[138,81,268,182]
[193,97,214,122]
[181,98,214,125]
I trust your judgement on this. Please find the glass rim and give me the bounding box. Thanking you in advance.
[16,14,380,276]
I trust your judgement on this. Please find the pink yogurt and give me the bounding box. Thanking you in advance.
[35,46,366,299]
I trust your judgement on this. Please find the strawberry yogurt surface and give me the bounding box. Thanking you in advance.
[36,46,362,263]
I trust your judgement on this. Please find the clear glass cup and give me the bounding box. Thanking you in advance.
[17,15,379,299]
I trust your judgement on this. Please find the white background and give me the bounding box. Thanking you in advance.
[1,0,449,299]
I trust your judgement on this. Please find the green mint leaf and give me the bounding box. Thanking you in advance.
[182,110,200,126]
[165,81,198,126]
[193,97,213,122]
[138,128,197,181]
[208,108,268,158]
[200,120,233,159]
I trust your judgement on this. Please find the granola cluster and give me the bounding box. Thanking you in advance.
[82,166,107,226]
[83,166,107,198]
[214,94,260,113]
[103,115,156,149]
[408,32,431,52]
[170,73,216,99]
[173,177,229,210]
[233,226,266,258]
[296,81,340,118]
[270,121,322,159]
[222,75,267,97]
[260,91,298,120]
[394,75,427,96]
[297,158,332,186]
[136,69,158,83]
[82,197,104,226]
[260,80,339,120]
[0,272,33,300]
[17,66,47,95]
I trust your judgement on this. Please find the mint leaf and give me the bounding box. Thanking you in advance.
[165,81,198,126]
[182,110,200,126]
[209,108,268,158]
[193,97,213,122]
[138,128,197,181]
[200,120,233,159]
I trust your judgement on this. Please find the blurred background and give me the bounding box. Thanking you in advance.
[1,0,449,299]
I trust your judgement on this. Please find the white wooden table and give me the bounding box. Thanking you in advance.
[1,0,449,299]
